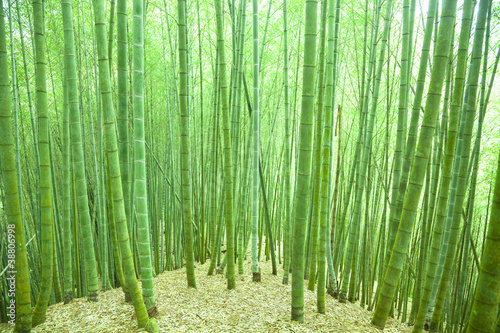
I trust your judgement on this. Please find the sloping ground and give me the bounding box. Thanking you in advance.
[1,259,411,332]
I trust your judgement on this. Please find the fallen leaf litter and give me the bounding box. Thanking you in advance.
[0,259,411,332]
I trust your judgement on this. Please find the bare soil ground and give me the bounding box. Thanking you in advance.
[1,259,411,332]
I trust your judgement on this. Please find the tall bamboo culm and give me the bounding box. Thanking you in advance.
[31,0,55,326]
[0,4,32,332]
[291,0,318,323]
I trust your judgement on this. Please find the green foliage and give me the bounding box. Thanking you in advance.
[0,1,499,331]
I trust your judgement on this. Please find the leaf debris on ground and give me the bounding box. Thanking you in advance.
[1,259,411,332]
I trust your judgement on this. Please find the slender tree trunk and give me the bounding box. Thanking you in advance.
[61,56,72,305]
[90,0,158,330]
[466,150,500,332]
[251,0,261,282]
[114,0,132,302]
[214,0,236,290]
[177,0,197,289]
[371,0,458,327]
[133,0,156,312]
[430,0,489,328]
[307,0,328,293]
[117,0,132,246]
[341,0,392,304]
[31,0,55,325]
[317,0,339,312]
[0,6,32,332]
[282,0,291,285]
[413,2,472,331]
[291,0,318,322]
[61,0,99,303]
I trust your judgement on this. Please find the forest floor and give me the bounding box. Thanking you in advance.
[1,259,411,332]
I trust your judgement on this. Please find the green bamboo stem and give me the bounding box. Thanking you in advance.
[133,0,156,311]
[371,0,458,327]
[61,0,100,303]
[31,0,55,325]
[214,0,236,290]
[291,0,318,322]
[0,5,32,332]
[178,0,197,289]
[90,0,158,330]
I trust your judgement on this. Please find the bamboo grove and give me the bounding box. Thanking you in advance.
[0,0,499,332]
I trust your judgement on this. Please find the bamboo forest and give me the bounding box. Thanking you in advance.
[0,0,500,331]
